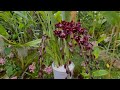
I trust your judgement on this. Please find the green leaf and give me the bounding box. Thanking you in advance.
[0,37,5,54]
[98,34,106,43]
[46,40,61,66]
[0,11,12,22]
[4,47,11,55]
[54,11,62,22]
[92,47,100,59]
[64,40,70,60]
[0,35,23,47]
[102,11,120,25]
[6,66,14,77]
[18,23,24,29]
[92,70,109,77]
[0,35,41,48]
[0,37,4,47]
[23,39,41,47]
[13,11,28,20]
[81,72,90,77]
[39,11,46,19]
[12,34,18,40]
[0,24,9,38]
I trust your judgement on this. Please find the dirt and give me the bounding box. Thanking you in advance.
[99,50,120,69]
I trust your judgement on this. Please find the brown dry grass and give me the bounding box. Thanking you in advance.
[71,11,77,22]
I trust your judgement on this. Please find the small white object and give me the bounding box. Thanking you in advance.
[104,37,110,42]
[52,62,75,79]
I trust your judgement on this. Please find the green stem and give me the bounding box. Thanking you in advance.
[62,11,65,20]
[113,26,118,54]
[21,57,24,70]
[107,26,115,53]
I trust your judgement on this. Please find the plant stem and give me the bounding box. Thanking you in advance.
[21,67,29,79]
[62,11,65,20]
[107,26,115,53]
[21,58,24,70]
[113,26,118,54]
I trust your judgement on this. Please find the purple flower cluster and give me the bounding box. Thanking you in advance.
[53,20,93,50]
[44,66,52,74]
[74,35,92,50]
[0,58,5,65]
[29,62,36,73]
[54,21,81,39]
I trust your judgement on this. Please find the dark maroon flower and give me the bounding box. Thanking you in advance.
[66,22,70,26]
[61,21,66,25]
[60,24,63,28]
[70,20,75,27]
[78,28,84,34]
[69,61,71,65]
[59,32,66,38]
[76,21,81,27]
[72,27,77,33]
[85,43,93,50]
[63,29,70,35]
[83,29,88,35]
[64,64,66,69]
[74,35,80,42]
[54,30,61,37]
[55,23,59,28]
[83,35,90,42]
[83,42,89,46]
[64,27,71,34]
[79,38,84,45]
[78,74,84,79]
[55,23,63,28]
